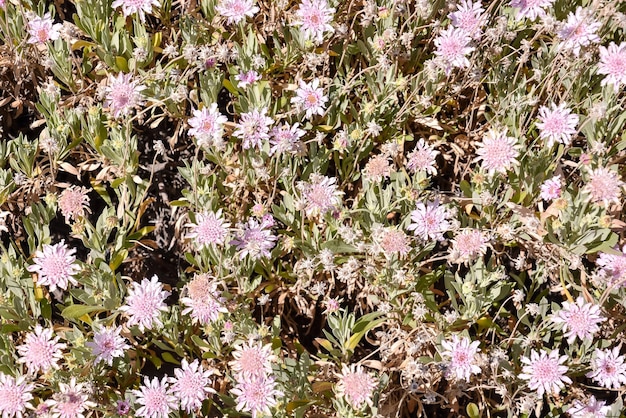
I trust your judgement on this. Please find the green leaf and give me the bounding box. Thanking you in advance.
[467,403,481,418]
[61,304,105,319]
[161,352,180,365]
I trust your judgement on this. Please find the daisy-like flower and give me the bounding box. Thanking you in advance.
[58,186,91,224]
[170,359,215,413]
[104,73,146,119]
[536,103,579,147]
[133,377,178,418]
[586,346,626,389]
[231,374,282,418]
[291,78,328,120]
[598,42,626,90]
[433,27,474,76]
[215,0,259,25]
[510,0,554,21]
[406,139,439,175]
[26,241,81,293]
[119,275,170,332]
[584,167,624,206]
[336,364,378,410]
[47,378,96,418]
[540,175,563,201]
[449,229,488,264]
[297,174,343,219]
[186,210,230,249]
[180,274,228,325]
[85,326,129,366]
[188,104,228,149]
[374,227,411,259]
[112,0,160,22]
[230,217,277,260]
[449,0,486,38]
[363,154,393,182]
[568,396,611,418]
[292,0,335,44]
[475,129,520,175]
[551,296,605,344]
[407,200,452,241]
[232,108,273,150]
[27,13,62,44]
[269,123,305,156]
[235,70,261,89]
[557,7,601,57]
[17,325,66,375]
[0,373,34,418]
[597,245,626,285]
[440,335,481,382]
[519,349,571,397]
[229,339,275,378]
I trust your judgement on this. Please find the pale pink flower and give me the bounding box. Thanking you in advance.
[586,346,626,389]
[186,210,230,249]
[519,349,572,396]
[229,339,275,378]
[133,377,177,418]
[293,0,335,44]
[336,364,378,410]
[47,378,95,418]
[406,139,439,175]
[375,227,411,259]
[85,326,129,366]
[170,359,215,413]
[26,241,81,292]
[27,13,62,44]
[551,296,605,344]
[584,167,624,206]
[407,200,452,241]
[557,7,601,56]
[510,0,554,21]
[449,0,486,38]
[112,0,160,22]
[269,123,305,156]
[235,70,261,88]
[433,27,474,75]
[597,245,626,285]
[58,186,90,223]
[188,104,228,149]
[449,229,488,264]
[568,396,611,418]
[291,78,328,120]
[475,129,520,175]
[104,73,146,118]
[230,217,277,260]
[17,325,66,375]
[440,335,481,381]
[363,155,393,182]
[536,103,579,147]
[231,374,282,418]
[181,274,227,325]
[297,174,343,218]
[216,0,259,25]
[0,373,34,418]
[232,108,273,149]
[119,275,170,332]
[540,175,562,201]
[598,42,626,90]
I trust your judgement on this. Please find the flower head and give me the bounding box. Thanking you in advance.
[232,108,273,150]
[519,349,571,397]
[597,245,626,285]
[86,326,129,366]
[119,275,170,332]
[441,335,481,381]
[407,200,452,241]
[568,396,611,418]
[373,226,411,259]
[449,0,486,38]
[170,359,215,413]
[58,186,91,224]
[235,70,261,89]
[406,139,439,175]
[297,174,343,218]
[551,296,605,344]
[180,273,227,325]
[598,42,626,90]
[47,378,96,418]
[586,346,626,389]
[291,78,328,120]
[188,104,228,149]
[449,229,488,264]
[17,325,66,375]
[186,210,230,249]
[540,175,562,201]
[133,377,177,418]
[112,0,160,22]
[269,123,305,156]
[557,7,601,56]
[336,364,378,410]
[230,217,277,260]
[363,155,393,182]
[293,0,335,44]
[536,103,579,147]
[26,241,81,293]
[0,373,34,418]
[433,27,474,75]
[27,13,62,44]
[584,167,624,206]
[231,374,282,418]
[229,339,275,378]
[510,0,554,21]
[216,0,259,25]
[475,129,520,175]
[104,73,146,118]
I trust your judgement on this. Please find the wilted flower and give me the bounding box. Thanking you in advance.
[119,276,170,332]
[133,377,178,418]
[216,0,259,24]
[519,349,571,396]
[86,326,129,366]
[293,0,335,44]
[27,13,62,44]
[440,335,481,381]
[17,325,66,375]
[551,296,605,344]
[336,364,378,410]
[112,0,160,22]
[291,78,328,120]
[598,42,626,90]
[104,73,146,118]
[27,241,81,293]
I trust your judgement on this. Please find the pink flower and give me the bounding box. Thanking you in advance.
[269,123,305,156]
[584,167,624,206]
[188,104,228,149]
[58,186,90,223]
[230,217,277,260]
[406,139,439,175]
[475,129,520,175]
[557,7,601,56]
[0,373,34,418]
[598,42,626,90]
[26,241,81,293]
[27,13,62,44]
[510,0,554,21]
[540,175,562,201]
[229,339,275,378]
[17,325,66,375]
[235,70,261,88]
[47,378,95,418]
[536,103,579,147]
[568,396,611,418]
[291,78,328,120]
[449,0,486,38]
[519,349,572,396]
[433,27,474,75]
[449,229,488,264]
[119,275,170,332]
[85,326,129,366]
[597,245,626,285]
[336,364,378,410]
[407,200,452,241]
[181,274,227,325]
[293,0,335,44]
[215,0,259,25]
[363,155,393,182]
[441,335,481,381]
[551,296,605,344]
[231,374,282,418]
[374,227,411,259]
[133,377,177,418]
[296,174,343,218]
[586,346,626,389]
[112,0,160,22]
[104,73,146,118]
[232,108,273,149]
[170,359,215,413]
[186,210,230,249]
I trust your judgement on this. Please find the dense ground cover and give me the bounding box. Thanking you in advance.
[0,0,626,416]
